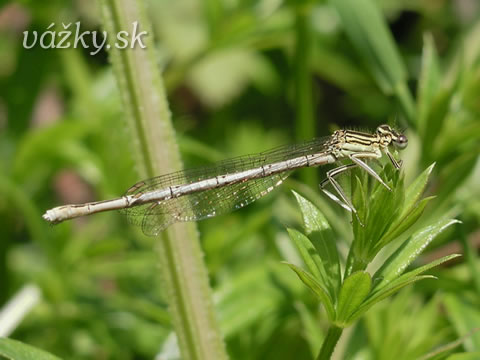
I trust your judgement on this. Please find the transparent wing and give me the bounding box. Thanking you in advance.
[141,171,290,236]
[121,137,330,235]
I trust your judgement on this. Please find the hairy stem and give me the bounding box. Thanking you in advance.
[100,1,228,359]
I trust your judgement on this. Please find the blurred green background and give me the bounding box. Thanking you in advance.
[0,0,479,359]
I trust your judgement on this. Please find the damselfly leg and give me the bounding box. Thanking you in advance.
[349,152,392,191]
[320,163,362,223]
[320,150,403,225]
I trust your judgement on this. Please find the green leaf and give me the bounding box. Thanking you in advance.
[335,271,371,326]
[351,167,403,263]
[366,176,402,253]
[374,164,436,250]
[292,191,341,299]
[401,163,435,220]
[401,253,460,281]
[284,262,335,321]
[350,254,458,323]
[373,254,460,297]
[376,196,435,251]
[329,0,415,122]
[309,232,341,300]
[292,190,331,234]
[374,219,460,290]
[0,338,62,360]
[417,34,441,135]
[350,254,460,324]
[287,228,324,282]
[348,275,434,324]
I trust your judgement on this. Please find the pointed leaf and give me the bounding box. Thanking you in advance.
[287,228,323,282]
[292,191,341,298]
[309,232,341,300]
[374,163,436,251]
[373,254,460,296]
[350,254,458,323]
[0,338,62,360]
[284,262,335,321]
[374,219,460,290]
[292,190,333,234]
[352,254,460,324]
[395,253,461,285]
[352,168,403,263]
[376,196,435,251]
[364,175,403,256]
[348,275,434,324]
[400,163,435,220]
[336,271,371,326]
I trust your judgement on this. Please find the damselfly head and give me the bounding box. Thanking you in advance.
[376,124,408,150]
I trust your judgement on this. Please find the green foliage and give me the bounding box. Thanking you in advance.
[335,271,371,326]
[285,170,461,358]
[329,0,415,122]
[0,338,61,360]
[444,295,480,352]
[359,290,446,360]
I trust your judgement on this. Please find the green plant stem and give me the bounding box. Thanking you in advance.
[344,250,368,278]
[351,258,368,273]
[99,1,228,359]
[316,325,343,360]
[294,6,317,186]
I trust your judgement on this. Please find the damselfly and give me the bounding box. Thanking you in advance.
[43,125,408,235]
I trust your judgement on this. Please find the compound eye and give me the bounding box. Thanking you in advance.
[394,134,408,149]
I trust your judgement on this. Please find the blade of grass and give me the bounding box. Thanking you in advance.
[99,1,228,359]
[329,0,415,124]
